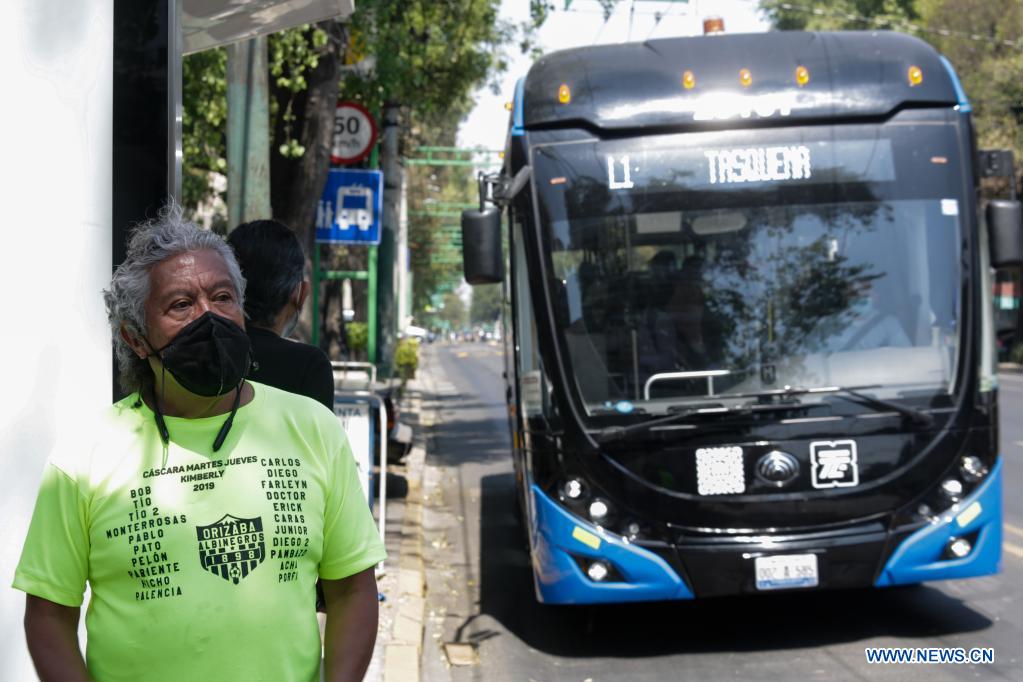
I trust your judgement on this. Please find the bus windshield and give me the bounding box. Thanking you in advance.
[531,116,965,415]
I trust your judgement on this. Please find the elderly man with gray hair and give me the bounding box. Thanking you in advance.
[14,207,385,682]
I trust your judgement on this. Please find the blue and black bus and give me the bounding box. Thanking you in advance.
[462,31,1021,603]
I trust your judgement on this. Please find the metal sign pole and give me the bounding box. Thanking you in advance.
[312,243,321,347]
[368,245,378,363]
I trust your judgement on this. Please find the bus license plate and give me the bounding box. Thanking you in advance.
[754,554,819,590]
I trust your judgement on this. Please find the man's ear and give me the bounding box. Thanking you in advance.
[120,325,149,359]
[294,280,310,310]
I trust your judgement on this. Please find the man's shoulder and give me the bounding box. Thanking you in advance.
[46,396,149,480]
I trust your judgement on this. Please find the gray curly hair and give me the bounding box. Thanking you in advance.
[103,205,246,395]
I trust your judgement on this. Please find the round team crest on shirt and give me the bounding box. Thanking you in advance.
[196,514,266,584]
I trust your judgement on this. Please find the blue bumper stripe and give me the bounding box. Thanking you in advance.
[529,484,694,604]
[875,458,1002,586]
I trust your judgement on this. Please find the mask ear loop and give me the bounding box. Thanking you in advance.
[142,335,171,448]
[213,380,244,452]
[144,362,172,468]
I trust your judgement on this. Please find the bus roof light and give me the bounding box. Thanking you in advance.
[796,66,810,87]
[703,17,725,34]
[558,84,571,104]
[682,70,696,90]
[908,65,923,87]
[739,68,752,88]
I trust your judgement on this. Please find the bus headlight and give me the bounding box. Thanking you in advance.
[586,560,610,582]
[941,478,964,502]
[562,478,586,500]
[960,456,988,483]
[946,536,972,559]
[588,498,611,522]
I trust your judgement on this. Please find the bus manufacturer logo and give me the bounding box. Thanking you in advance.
[756,450,800,487]
[810,440,859,489]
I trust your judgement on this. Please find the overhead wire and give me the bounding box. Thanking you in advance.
[645,0,686,40]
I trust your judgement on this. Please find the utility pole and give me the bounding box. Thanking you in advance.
[377,102,402,375]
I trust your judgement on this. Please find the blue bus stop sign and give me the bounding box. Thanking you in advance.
[315,168,384,245]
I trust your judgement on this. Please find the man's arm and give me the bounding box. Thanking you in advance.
[322,568,379,681]
[24,595,89,682]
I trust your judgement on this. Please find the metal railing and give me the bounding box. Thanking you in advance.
[644,370,731,400]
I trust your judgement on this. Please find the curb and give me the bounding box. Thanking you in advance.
[382,377,432,682]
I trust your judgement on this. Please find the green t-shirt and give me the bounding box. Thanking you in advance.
[14,382,386,682]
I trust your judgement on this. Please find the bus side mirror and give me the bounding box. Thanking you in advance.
[461,207,504,285]
[987,199,1023,268]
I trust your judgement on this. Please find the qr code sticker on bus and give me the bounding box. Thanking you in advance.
[695,446,745,495]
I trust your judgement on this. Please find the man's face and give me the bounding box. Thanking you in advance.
[138,249,244,353]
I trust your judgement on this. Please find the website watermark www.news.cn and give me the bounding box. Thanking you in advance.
[865,647,994,664]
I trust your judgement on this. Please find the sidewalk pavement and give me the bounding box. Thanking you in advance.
[364,367,433,682]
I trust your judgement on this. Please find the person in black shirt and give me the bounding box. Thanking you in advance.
[227,220,334,411]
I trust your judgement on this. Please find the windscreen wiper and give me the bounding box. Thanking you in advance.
[592,400,814,444]
[740,384,934,427]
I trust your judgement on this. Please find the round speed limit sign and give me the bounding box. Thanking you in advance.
[331,101,377,165]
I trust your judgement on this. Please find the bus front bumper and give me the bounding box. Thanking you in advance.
[528,460,1001,603]
[529,484,694,604]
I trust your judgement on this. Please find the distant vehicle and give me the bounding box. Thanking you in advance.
[403,325,428,340]
[462,31,1019,604]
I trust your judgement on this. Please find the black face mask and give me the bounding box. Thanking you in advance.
[151,312,251,397]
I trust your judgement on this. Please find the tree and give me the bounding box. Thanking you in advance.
[760,0,1023,168]
[438,291,468,329]
[181,25,346,245]
[268,22,347,251]
[470,283,502,325]
[181,48,228,229]
[760,0,918,30]
[914,0,1023,164]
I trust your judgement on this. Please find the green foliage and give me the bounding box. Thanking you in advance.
[437,291,468,329]
[268,26,330,159]
[470,283,502,324]
[760,0,919,30]
[341,0,514,136]
[339,1,520,319]
[761,0,1023,192]
[913,0,1023,179]
[181,25,331,214]
[347,321,369,354]
[181,48,227,213]
[394,337,420,380]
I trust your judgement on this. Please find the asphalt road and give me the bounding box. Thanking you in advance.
[419,342,1023,681]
